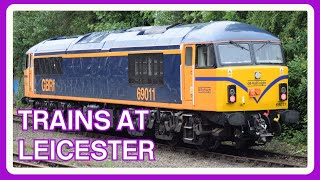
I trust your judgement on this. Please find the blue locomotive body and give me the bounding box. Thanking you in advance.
[34,54,182,103]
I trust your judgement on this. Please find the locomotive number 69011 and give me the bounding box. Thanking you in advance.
[137,88,156,101]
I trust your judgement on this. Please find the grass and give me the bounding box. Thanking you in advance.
[253,137,307,156]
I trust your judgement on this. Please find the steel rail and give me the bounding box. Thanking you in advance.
[13,152,76,168]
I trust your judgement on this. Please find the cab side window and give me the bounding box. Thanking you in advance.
[196,44,216,68]
[185,47,192,66]
[25,55,29,69]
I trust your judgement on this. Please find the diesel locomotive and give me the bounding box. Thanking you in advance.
[22,21,299,149]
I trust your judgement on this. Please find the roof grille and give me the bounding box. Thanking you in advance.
[48,35,80,41]
[138,23,181,35]
[77,32,109,43]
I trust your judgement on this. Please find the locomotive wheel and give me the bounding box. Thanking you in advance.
[208,139,221,151]
[167,133,181,146]
[196,144,208,151]
[235,139,255,150]
[49,109,61,131]
[196,139,221,151]
[49,110,54,119]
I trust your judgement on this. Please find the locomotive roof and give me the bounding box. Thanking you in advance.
[26,21,280,55]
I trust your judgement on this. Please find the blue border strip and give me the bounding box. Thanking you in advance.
[253,75,288,103]
[195,75,288,103]
[34,45,180,56]
[195,77,248,91]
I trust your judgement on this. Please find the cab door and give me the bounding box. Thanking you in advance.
[182,45,195,103]
[23,54,30,96]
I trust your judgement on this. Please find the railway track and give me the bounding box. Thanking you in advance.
[156,144,306,167]
[212,144,307,167]
[13,153,76,168]
[13,160,47,168]
[12,114,307,168]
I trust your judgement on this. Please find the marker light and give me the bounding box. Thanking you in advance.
[230,95,236,103]
[227,85,236,103]
[229,89,235,96]
[279,83,288,101]
[249,89,256,97]
[255,72,261,79]
[255,88,261,95]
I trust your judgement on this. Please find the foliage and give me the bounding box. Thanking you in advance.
[13,11,308,147]
[13,78,28,108]
[88,12,153,31]
[13,11,95,78]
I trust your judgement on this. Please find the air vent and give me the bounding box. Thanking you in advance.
[48,35,80,41]
[139,23,181,35]
[77,32,109,43]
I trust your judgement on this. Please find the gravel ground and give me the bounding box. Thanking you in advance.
[13,122,248,168]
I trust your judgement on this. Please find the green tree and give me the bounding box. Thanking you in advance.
[13,11,95,78]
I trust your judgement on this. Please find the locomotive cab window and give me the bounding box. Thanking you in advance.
[253,43,284,64]
[30,54,34,68]
[218,42,251,65]
[128,53,164,85]
[196,44,216,68]
[185,47,192,66]
[25,55,29,69]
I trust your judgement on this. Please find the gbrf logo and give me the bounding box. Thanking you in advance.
[42,79,55,92]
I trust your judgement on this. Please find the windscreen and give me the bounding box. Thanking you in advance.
[253,43,283,64]
[218,43,251,65]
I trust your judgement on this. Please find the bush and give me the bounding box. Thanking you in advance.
[14,78,29,108]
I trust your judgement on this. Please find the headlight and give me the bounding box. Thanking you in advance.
[279,83,287,101]
[227,85,236,103]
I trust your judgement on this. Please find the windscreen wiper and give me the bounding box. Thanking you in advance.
[229,41,249,51]
[255,40,271,52]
